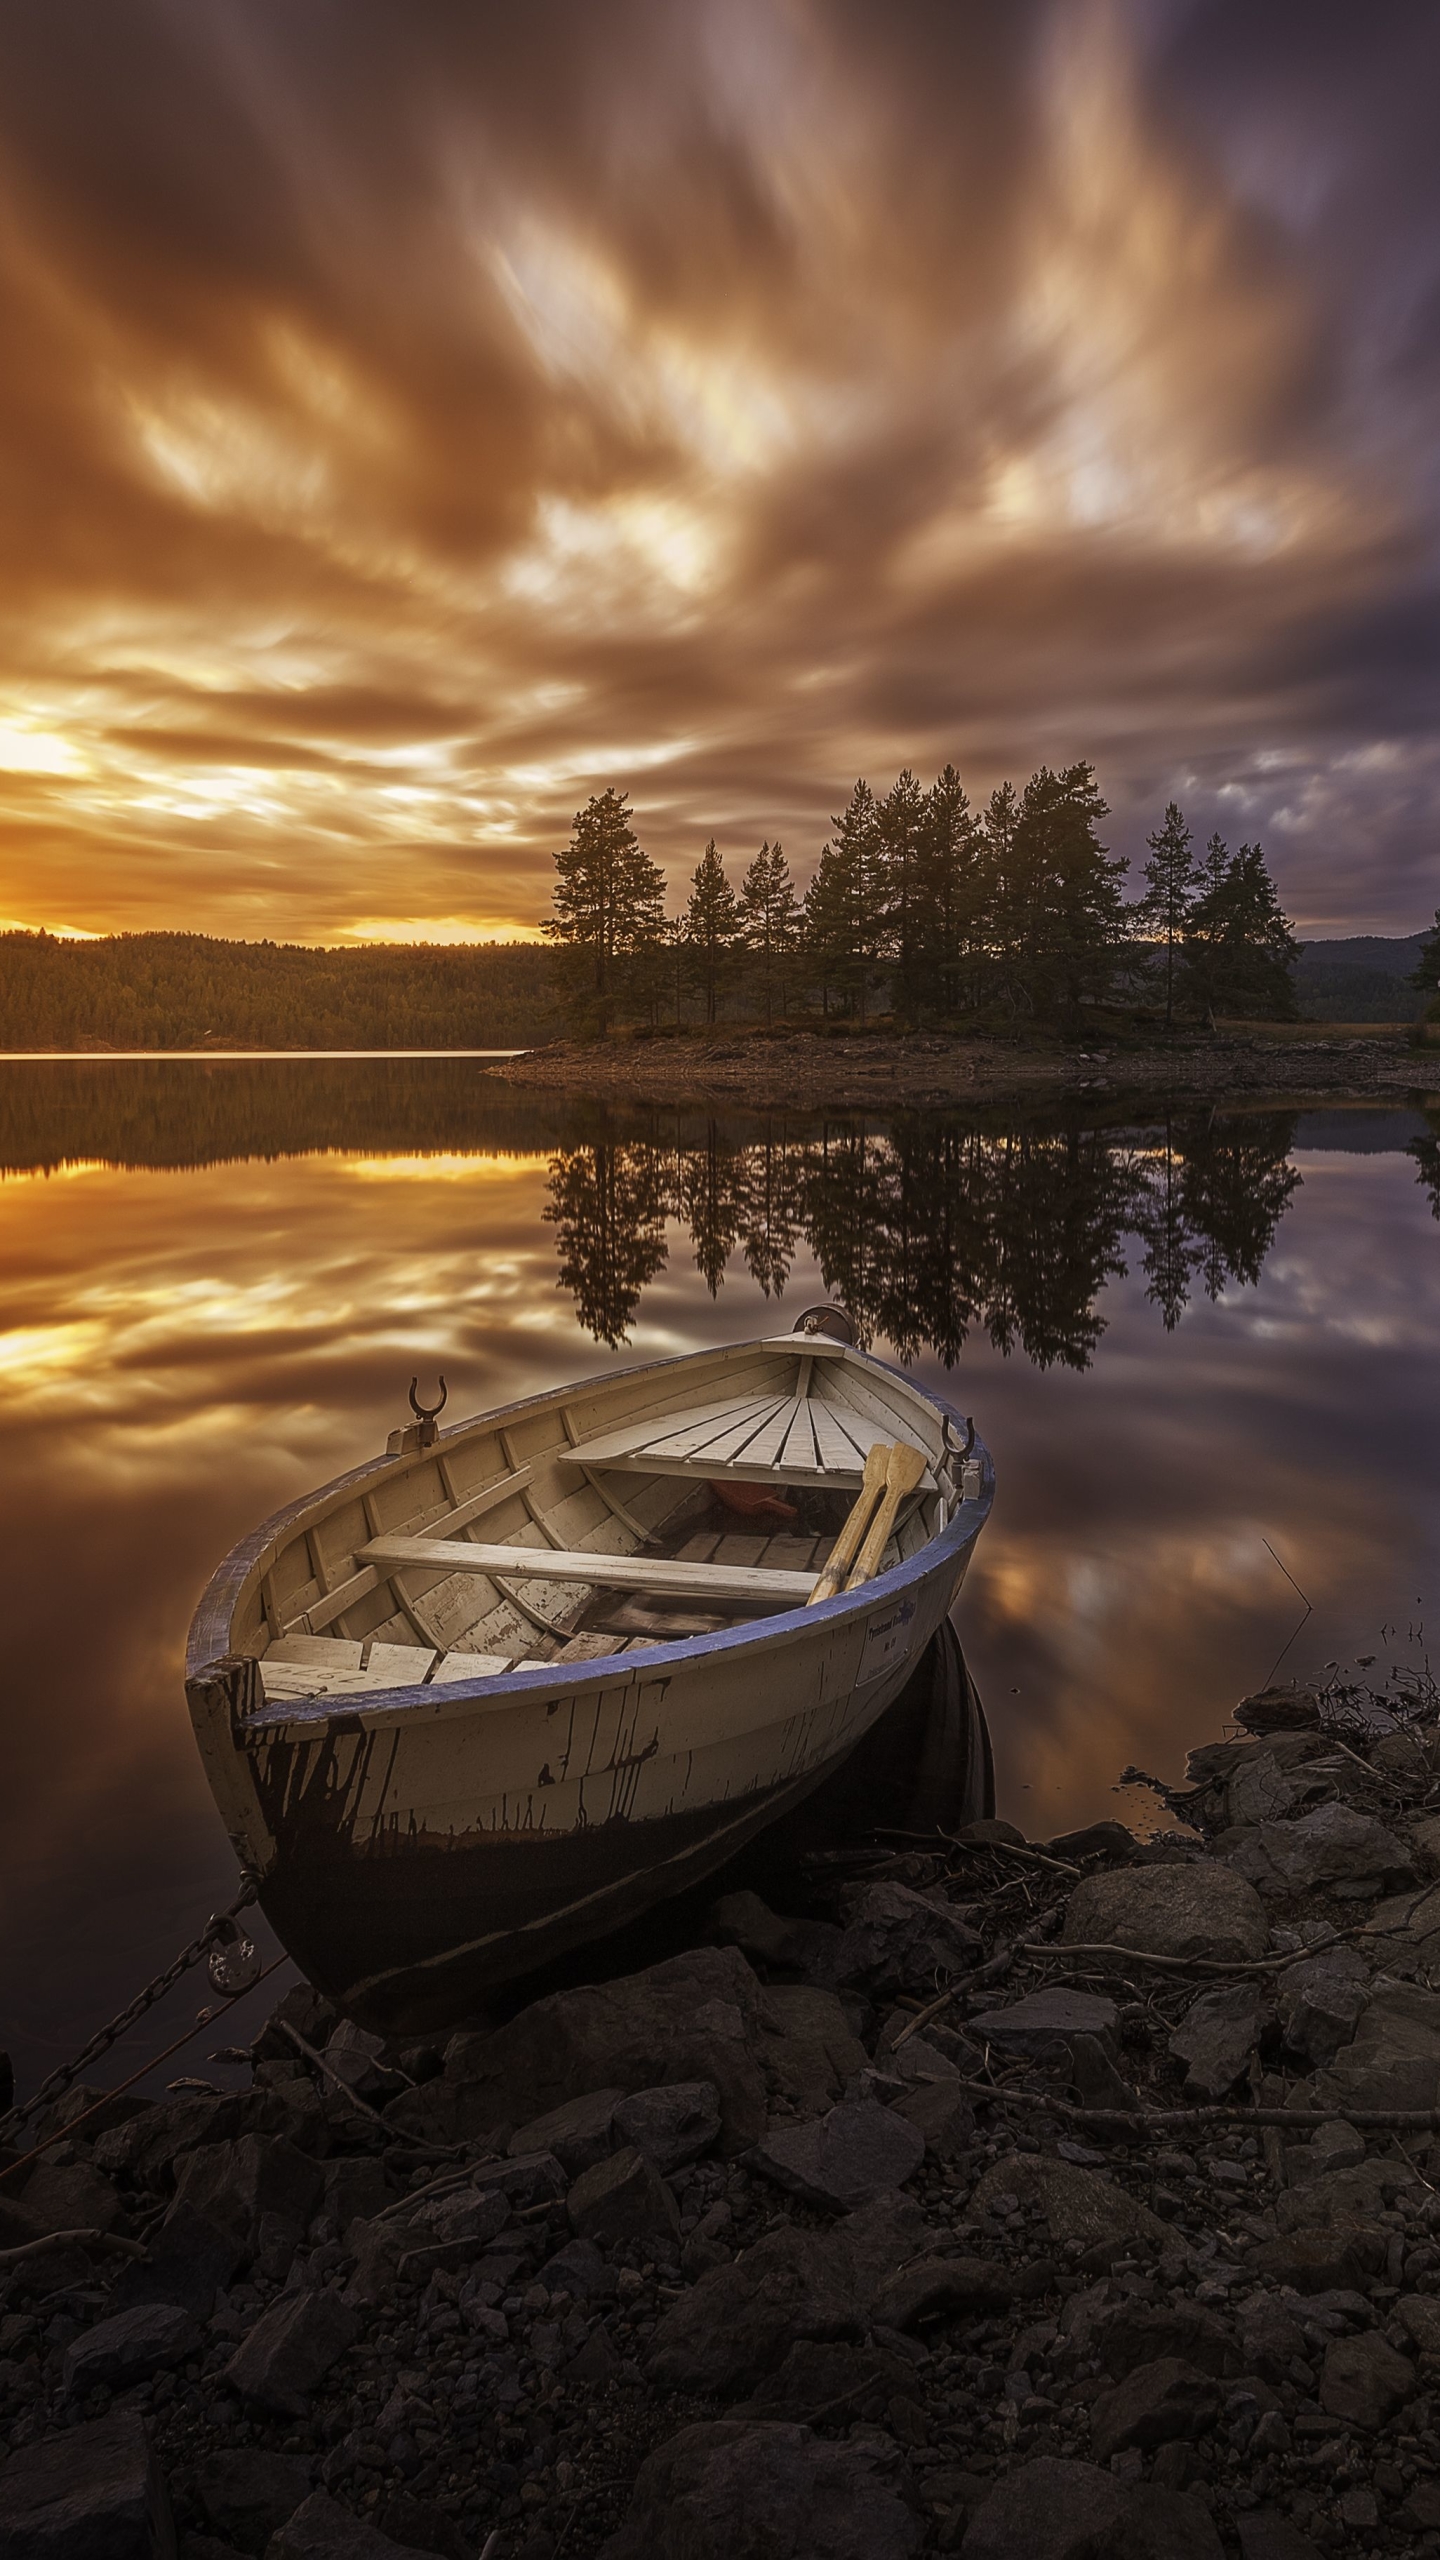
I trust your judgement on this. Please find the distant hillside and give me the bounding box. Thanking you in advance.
[0,931,563,1051]
[1295,933,1428,1022]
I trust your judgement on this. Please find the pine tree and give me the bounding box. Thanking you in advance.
[1000,764,1127,1024]
[1138,801,1197,1030]
[920,764,985,1017]
[544,788,665,1023]
[1412,907,1440,1012]
[878,768,927,1021]
[683,840,742,1026]
[739,840,800,1026]
[802,781,882,1018]
[1179,840,1297,1020]
[981,780,1023,1012]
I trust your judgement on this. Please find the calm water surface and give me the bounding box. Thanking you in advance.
[2,1058,1438,2103]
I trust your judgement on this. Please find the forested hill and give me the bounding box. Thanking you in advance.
[1296,933,1428,1022]
[0,931,563,1051]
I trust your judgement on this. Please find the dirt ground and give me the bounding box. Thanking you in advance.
[484,1023,1440,1112]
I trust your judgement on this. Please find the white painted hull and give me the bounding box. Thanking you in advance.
[186,1333,993,2030]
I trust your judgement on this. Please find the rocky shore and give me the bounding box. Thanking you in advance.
[8,1678,1440,2558]
[484,1025,1436,1113]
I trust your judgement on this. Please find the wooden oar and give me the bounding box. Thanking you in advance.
[806,1442,890,1605]
[844,1440,927,1591]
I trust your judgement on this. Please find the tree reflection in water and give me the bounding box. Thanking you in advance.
[544,1109,1305,1363]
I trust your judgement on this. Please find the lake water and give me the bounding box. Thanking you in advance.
[2,1057,1438,2107]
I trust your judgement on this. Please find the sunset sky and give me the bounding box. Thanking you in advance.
[0,0,1437,945]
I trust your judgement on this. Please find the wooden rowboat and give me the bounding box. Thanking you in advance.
[185,1313,994,2033]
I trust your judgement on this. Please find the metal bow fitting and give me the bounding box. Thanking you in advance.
[408,1375,448,1449]
[206,1912,263,1998]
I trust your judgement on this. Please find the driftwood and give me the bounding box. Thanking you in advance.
[0,2227,147,2270]
[954,2075,1440,2138]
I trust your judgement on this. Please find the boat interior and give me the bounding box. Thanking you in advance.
[236,1337,967,1707]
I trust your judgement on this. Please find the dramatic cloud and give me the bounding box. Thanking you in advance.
[0,0,1436,939]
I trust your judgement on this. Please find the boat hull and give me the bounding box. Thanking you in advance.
[186,1335,993,2032]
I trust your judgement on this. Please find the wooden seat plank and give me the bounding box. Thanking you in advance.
[733,1399,802,1469]
[807,1401,865,1473]
[777,1402,821,1473]
[431,1651,513,1682]
[360,1532,815,1608]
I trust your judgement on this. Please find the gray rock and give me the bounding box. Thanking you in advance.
[871,2255,1013,2332]
[506,2087,623,2178]
[960,2456,1131,2560]
[321,2157,391,2232]
[1044,1821,1137,1861]
[709,1892,844,1977]
[408,1944,769,2154]
[1276,2155,1419,2232]
[1224,1748,1329,1829]
[535,2235,617,2301]
[113,2203,244,2322]
[0,2408,173,2560]
[566,2145,681,2256]
[1168,1983,1263,2100]
[1116,2487,1225,2560]
[760,1986,870,2115]
[1062,1864,1268,1964]
[970,2154,1170,2249]
[1396,2292,1440,2356]
[967,1989,1117,2056]
[195,2451,312,2555]
[740,2338,915,2425]
[1315,1979,1440,2111]
[1067,2034,1142,2114]
[600,2418,922,2560]
[13,2161,122,2237]
[613,2079,720,2173]
[392,2183,510,2278]
[64,2300,202,2393]
[833,2192,929,2307]
[1276,1946,1370,2065]
[1228,1803,1415,1900]
[267,2488,431,2557]
[1235,2518,1325,2560]
[647,2226,859,2396]
[1318,2330,1414,2428]
[225,2288,360,2416]
[1089,2357,1223,2461]
[1248,2225,1385,2292]
[92,2092,246,2189]
[1365,1881,1440,1974]
[1237,2295,1309,2379]
[824,1882,981,1998]
[1093,2300,1237,2380]
[889,2080,975,2158]
[750,2095,925,2210]
[169,2134,323,2250]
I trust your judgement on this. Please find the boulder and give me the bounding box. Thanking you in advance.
[600,2419,922,2560]
[970,2154,1170,2250]
[1061,1865,1268,1965]
[1235,2519,1325,2560]
[1365,1882,1440,1975]
[1228,1804,1415,1901]
[890,2081,975,2158]
[1168,1984,1264,2100]
[1319,2330,1415,2429]
[566,2146,681,2257]
[0,2408,173,2560]
[1396,2292,1440,2357]
[268,2488,433,2557]
[13,2160,122,2237]
[761,1986,869,2116]
[63,2300,202,2394]
[392,2183,510,2279]
[1248,2226,1385,2292]
[1237,2295,1309,2379]
[741,2338,917,2426]
[1092,2299,1237,2380]
[168,2134,323,2250]
[967,1989,1117,2057]
[647,2226,859,2397]
[1314,1980,1440,2112]
[194,2450,313,2555]
[750,2096,925,2211]
[709,1892,844,1977]
[225,2288,359,2416]
[1089,2357,1223,2462]
[960,2456,1131,2560]
[1276,1947,1370,2066]
[833,2192,929,2308]
[1116,2486,1226,2560]
[1044,1821,1137,1862]
[824,1882,981,1998]
[413,1945,769,2154]
[506,2088,623,2179]
[1276,2156,1419,2232]
[112,2203,244,2322]
[92,2092,247,2189]
[871,2255,1013,2333]
[613,2080,720,2173]
[534,2235,617,2302]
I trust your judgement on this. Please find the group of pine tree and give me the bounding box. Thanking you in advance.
[545,771,1311,1031]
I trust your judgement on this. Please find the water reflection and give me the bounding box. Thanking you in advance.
[0,1060,1436,2102]
[545,1111,1307,1361]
